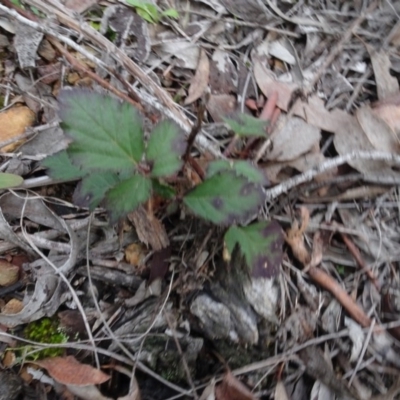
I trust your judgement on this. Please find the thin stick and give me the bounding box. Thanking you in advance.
[264,151,400,201]
[47,37,144,111]
[0,2,220,157]
[307,266,371,328]
[303,0,379,96]
[341,233,380,291]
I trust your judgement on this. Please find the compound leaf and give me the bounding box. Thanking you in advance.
[58,89,145,171]
[104,174,152,222]
[224,220,284,278]
[73,172,121,210]
[183,171,264,226]
[224,113,268,137]
[146,120,186,178]
[42,150,85,181]
[207,160,268,185]
[0,173,23,189]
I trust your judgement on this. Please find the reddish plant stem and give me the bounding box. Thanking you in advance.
[260,91,278,122]
[242,92,279,157]
[307,266,371,328]
[341,233,380,291]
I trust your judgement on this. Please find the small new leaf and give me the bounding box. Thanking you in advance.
[126,0,159,23]
[162,8,179,19]
[224,220,284,278]
[183,171,264,226]
[207,160,268,185]
[0,173,23,189]
[224,113,268,137]
[58,89,145,171]
[146,120,186,178]
[105,174,152,222]
[73,172,121,210]
[42,150,85,181]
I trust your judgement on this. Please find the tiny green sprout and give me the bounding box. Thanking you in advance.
[125,0,179,23]
[10,0,23,6]
[0,172,23,189]
[22,317,68,360]
[337,265,346,276]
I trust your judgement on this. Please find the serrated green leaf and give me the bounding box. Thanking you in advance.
[224,113,268,137]
[146,120,186,178]
[207,160,268,185]
[142,3,158,17]
[136,8,157,23]
[126,0,159,22]
[183,171,264,225]
[42,150,85,181]
[58,89,145,171]
[152,180,175,199]
[162,8,179,19]
[0,173,23,189]
[105,174,152,222]
[224,220,284,278]
[73,172,121,210]
[125,0,142,6]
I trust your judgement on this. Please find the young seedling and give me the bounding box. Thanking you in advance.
[43,89,283,273]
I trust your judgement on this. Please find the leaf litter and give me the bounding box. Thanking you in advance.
[1,0,400,399]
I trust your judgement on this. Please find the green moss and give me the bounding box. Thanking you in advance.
[22,318,68,360]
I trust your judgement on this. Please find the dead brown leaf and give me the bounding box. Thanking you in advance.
[266,115,321,162]
[209,50,237,95]
[125,243,146,267]
[215,372,258,400]
[253,59,295,111]
[0,260,19,286]
[58,310,88,337]
[206,94,237,122]
[356,105,400,153]
[253,60,349,133]
[0,106,35,152]
[35,356,110,386]
[371,94,400,140]
[309,231,323,269]
[285,207,310,265]
[185,49,210,105]
[367,46,399,100]
[1,299,23,315]
[274,381,290,400]
[333,112,400,177]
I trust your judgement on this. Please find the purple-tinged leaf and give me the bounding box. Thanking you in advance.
[73,172,120,210]
[183,171,264,226]
[224,220,284,278]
